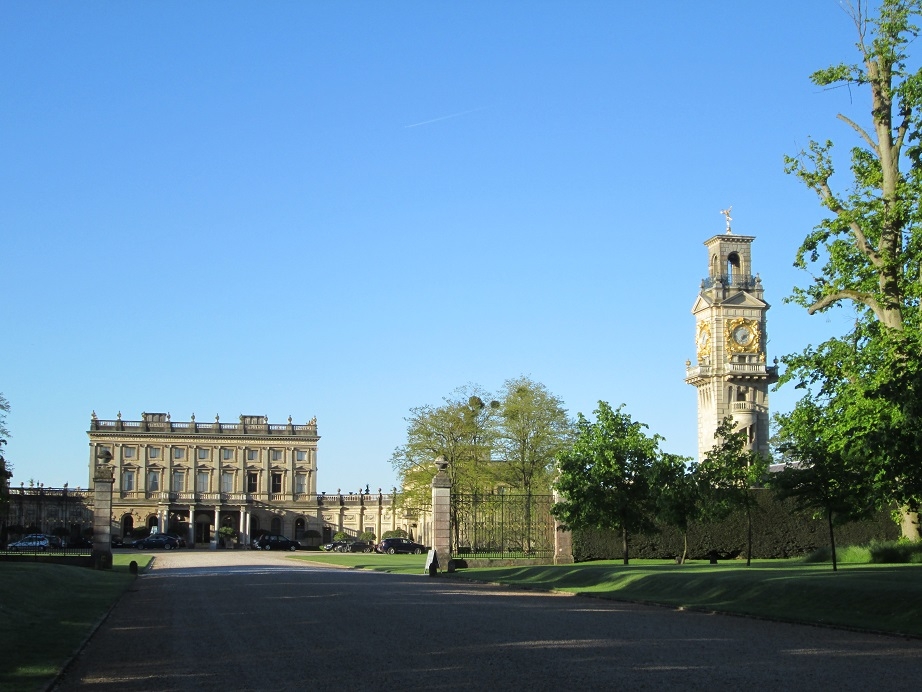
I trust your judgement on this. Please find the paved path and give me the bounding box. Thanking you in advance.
[54,551,922,691]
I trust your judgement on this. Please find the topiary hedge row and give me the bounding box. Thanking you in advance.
[572,489,900,562]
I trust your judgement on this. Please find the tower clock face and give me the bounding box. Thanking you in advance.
[696,323,711,357]
[732,326,753,346]
[726,318,759,353]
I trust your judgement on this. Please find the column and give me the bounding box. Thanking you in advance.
[552,489,574,565]
[187,506,195,546]
[212,506,220,550]
[92,450,115,570]
[430,459,451,573]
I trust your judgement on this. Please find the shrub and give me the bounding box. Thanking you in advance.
[382,529,408,539]
[359,531,376,543]
[333,531,349,542]
[572,489,899,561]
[868,539,922,564]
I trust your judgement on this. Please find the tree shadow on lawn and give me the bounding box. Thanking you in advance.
[453,561,922,636]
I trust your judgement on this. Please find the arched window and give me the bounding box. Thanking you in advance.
[121,514,134,539]
[710,254,720,277]
[295,517,305,540]
[270,516,282,534]
[727,252,741,284]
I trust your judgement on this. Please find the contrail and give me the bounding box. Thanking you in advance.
[404,106,486,129]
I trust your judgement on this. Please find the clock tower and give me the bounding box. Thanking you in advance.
[685,226,778,461]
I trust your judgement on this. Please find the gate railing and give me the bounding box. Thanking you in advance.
[450,493,554,559]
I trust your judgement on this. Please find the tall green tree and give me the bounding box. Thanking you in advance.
[553,402,662,565]
[770,399,875,571]
[783,0,922,539]
[651,452,698,564]
[389,385,499,542]
[495,376,571,497]
[697,417,769,567]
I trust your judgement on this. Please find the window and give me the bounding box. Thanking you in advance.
[123,470,135,491]
[172,470,185,492]
[295,473,306,494]
[123,447,135,459]
[149,447,160,459]
[247,472,259,493]
[271,472,283,494]
[247,450,257,461]
[296,450,306,462]
[196,471,209,493]
[221,471,234,493]
[222,448,232,461]
[173,448,184,460]
[198,449,209,460]
[271,449,282,461]
[148,470,160,492]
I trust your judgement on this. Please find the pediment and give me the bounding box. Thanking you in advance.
[691,294,714,314]
[720,292,769,309]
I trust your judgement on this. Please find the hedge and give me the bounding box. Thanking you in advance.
[572,489,900,562]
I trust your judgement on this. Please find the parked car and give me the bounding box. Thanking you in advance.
[321,540,350,552]
[252,534,301,551]
[345,541,373,553]
[7,534,50,551]
[376,537,426,555]
[134,534,181,550]
[163,532,187,548]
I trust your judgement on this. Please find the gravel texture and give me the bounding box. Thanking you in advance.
[52,550,922,691]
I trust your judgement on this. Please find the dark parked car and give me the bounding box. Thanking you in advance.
[321,540,350,552]
[338,540,372,553]
[163,532,187,548]
[252,534,301,551]
[376,537,426,555]
[7,535,50,551]
[135,534,181,550]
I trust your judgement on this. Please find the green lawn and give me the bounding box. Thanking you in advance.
[291,551,429,574]
[0,554,150,692]
[293,552,922,637]
[450,559,922,637]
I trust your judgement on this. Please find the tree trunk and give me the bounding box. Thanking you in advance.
[622,526,629,565]
[827,507,838,572]
[746,501,753,567]
[899,508,921,541]
[680,529,688,565]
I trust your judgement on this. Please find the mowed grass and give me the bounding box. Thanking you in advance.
[293,551,922,636]
[294,552,922,636]
[0,554,150,692]
[291,551,429,574]
[450,559,922,637]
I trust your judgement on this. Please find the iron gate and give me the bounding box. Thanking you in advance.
[451,492,555,559]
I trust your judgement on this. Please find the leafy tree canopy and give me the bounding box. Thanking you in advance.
[782,0,922,538]
[553,401,665,564]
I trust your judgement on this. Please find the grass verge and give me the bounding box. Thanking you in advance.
[449,559,922,637]
[291,551,429,574]
[292,553,922,637]
[0,555,148,692]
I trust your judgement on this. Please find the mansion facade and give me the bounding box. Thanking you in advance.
[3,412,410,548]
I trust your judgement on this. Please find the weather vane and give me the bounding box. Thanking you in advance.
[720,206,733,233]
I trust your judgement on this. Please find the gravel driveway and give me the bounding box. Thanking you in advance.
[52,550,922,691]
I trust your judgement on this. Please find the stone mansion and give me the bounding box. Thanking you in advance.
[3,411,407,548]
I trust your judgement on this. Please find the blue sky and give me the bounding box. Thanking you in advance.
[2,1,876,492]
